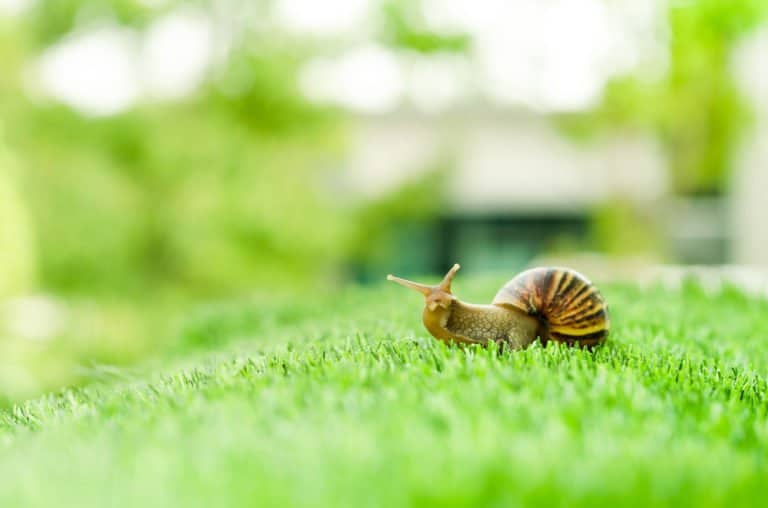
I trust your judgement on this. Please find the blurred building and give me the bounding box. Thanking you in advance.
[338,20,768,277]
[345,108,666,275]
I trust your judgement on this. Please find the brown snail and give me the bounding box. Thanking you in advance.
[387,263,609,349]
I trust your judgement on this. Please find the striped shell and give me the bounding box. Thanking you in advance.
[492,267,609,347]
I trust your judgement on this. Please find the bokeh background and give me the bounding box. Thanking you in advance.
[1,0,767,401]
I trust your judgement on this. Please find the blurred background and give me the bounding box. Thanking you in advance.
[0,0,767,401]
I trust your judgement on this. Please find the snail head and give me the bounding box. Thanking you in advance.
[387,263,460,311]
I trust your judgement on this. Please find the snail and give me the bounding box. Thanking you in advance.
[387,264,609,349]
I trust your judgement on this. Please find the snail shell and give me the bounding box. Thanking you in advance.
[492,267,610,347]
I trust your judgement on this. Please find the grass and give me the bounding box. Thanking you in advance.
[2,275,768,507]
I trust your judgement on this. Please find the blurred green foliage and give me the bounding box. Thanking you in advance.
[0,136,36,298]
[381,0,471,54]
[208,45,334,133]
[590,199,663,258]
[7,102,348,295]
[5,0,765,305]
[25,0,159,46]
[0,0,470,300]
[1,2,353,297]
[559,0,768,195]
[0,0,471,400]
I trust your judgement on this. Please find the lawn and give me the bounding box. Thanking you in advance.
[1,275,768,507]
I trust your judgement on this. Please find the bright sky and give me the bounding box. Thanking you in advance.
[35,27,141,116]
[300,45,405,114]
[25,0,665,116]
[0,0,29,16]
[31,7,212,116]
[142,8,213,100]
[275,0,371,35]
[298,0,663,113]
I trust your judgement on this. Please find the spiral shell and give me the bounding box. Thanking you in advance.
[492,267,609,347]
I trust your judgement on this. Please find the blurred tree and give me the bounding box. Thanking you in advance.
[206,43,333,133]
[6,101,347,296]
[24,0,159,46]
[0,133,36,298]
[558,0,768,195]
[0,0,476,298]
[0,0,351,297]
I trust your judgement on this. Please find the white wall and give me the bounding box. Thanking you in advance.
[345,111,667,214]
[732,28,768,265]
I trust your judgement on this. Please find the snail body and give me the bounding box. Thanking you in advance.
[387,264,609,349]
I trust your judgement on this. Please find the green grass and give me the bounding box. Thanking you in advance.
[2,276,768,507]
